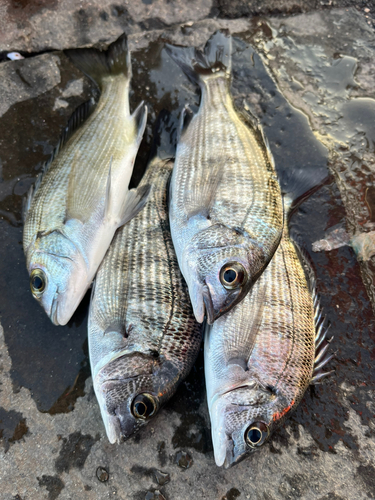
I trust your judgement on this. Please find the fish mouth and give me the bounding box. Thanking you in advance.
[95,357,156,443]
[202,286,215,325]
[97,376,147,444]
[223,445,252,469]
[50,296,59,326]
[202,286,243,325]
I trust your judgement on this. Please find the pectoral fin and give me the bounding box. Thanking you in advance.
[183,154,224,219]
[117,184,151,228]
[132,101,148,146]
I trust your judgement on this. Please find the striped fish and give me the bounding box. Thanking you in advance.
[23,34,149,325]
[166,31,283,325]
[205,204,333,468]
[88,136,202,443]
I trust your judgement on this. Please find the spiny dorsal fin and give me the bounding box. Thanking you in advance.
[291,235,316,295]
[239,101,276,171]
[292,236,334,384]
[22,98,96,223]
[309,275,334,384]
[311,312,334,384]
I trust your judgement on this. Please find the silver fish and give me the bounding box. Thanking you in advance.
[205,211,333,468]
[88,149,202,443]
[23,34,149,326]
[166,31,283,325]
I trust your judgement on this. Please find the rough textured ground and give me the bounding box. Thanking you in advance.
[1,4,375,500]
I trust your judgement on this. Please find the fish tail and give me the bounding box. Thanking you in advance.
[65,33,131,90]
[166,30,231,87]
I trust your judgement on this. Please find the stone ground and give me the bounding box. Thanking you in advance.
[1,2,375,500]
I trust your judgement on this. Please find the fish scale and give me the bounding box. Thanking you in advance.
[23,34,150,326]
[88,156,202,443]
[166,31,283,324]
[205,211,333,468]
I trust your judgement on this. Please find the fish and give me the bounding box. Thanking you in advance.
[22,34,150,326]
[165,31,283,325]
[204,201,334,468]
[88,115,202,443]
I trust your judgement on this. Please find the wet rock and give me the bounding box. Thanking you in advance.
[0,0,213,53]
[55,431,99,474]
[260,8,375,314]
[217,0,317,18]
[145,490,166,500]
[278,473,309,499]
[0,408,28,452]
[356,464,375,498]
[157,441,167,467]
[0,49,94,414]
[174,450,193,469]
[0,54,61,117]
[37,475,64,500]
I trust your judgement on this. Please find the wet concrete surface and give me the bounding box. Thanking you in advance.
[0,7,374,500]
[1,0,374,56]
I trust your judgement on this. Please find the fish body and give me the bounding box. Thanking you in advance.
[166,31,283,324]
[23,34,149,326]
[88,154,202,443]
[205,214,333,468]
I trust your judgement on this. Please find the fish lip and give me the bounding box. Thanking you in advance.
[223,446,251,469]
[50,296,60,326]
[202,286,215,325]
[216,288,243,322]
[97,375,156,442]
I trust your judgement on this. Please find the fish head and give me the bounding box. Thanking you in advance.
[94,353,179,443]
[185,226,261,324]
[209,382,292,468]
[26,231,88,325]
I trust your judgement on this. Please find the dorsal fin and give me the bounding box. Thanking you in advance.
[311,309,334,384]
[22,98,96,223]
[292,236,335,384]
[238,101,276,172]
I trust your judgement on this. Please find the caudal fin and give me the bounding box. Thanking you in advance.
[65,33,130,90]
[166,30,231,87]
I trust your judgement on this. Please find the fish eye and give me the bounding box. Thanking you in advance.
[245,422,269,448]
[30,269,46,296]
[131,393,157,420]
[219,262,247,290]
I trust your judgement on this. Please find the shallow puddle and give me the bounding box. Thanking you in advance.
[0,25,373,461]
